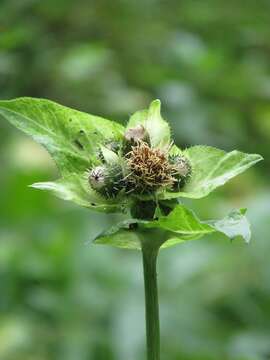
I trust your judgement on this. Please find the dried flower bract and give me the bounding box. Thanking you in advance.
[125,141,177,194]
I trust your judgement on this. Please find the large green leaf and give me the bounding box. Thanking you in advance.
[94,205,251,250]
[0,97,125,211]
[127,99,171,149]
[31,174,123,213]
[162,145,263,199]
[0,97,124,174]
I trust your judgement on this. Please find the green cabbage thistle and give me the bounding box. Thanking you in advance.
[0,98,263,249]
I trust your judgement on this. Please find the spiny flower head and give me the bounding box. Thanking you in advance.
[88,162,126,198]
[125,140,179,194]
[88,115,191,200]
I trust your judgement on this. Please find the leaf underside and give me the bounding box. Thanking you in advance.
[0,97,126,212]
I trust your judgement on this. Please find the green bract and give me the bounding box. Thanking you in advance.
[0,97,263,249]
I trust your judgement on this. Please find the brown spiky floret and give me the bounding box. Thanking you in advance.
[125,141,178,194]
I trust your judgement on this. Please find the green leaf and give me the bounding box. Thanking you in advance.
[94,220,143,250]
[94,205,251,250]
[207,208,251,243]
[0,97,125,211]
[127,99,171,149]
[0,97,124,174]
[100,145,119,164]
[146,205,215,235]
[31,174,122,213]
[162,145,263,199]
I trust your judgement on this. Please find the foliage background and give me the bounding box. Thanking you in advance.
[0,1,269,359]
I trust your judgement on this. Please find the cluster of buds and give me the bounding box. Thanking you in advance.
[88,125,192,199]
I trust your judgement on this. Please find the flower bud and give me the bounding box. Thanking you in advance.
[124,125,148,143]
[88,166,106,190]
[170,155,192,189]
[123,125,150,154]
[88,164,125,198]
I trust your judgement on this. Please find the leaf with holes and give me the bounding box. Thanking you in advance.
[0,97,125,211]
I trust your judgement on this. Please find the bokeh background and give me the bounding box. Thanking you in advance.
[0,1,269,359]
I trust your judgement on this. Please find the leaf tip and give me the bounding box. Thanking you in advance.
[249,153,264,164]
[239,208,247,215]
[30,182,52,191]
[257,154,264,162]
[149,99,161,113]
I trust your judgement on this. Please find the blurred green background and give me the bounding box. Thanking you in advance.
[0,1,269,359]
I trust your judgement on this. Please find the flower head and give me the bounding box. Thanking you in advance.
[83,100,194,207]
[125,140,176,193]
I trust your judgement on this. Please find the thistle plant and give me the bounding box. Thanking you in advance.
[0,98,263,360]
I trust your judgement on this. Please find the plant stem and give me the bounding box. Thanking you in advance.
[142,243,160,360]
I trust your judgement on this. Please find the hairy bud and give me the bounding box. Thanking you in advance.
[170,155,192,189]
[88,164,125,198]
[123,125,150,154]
[124,125,148,142]
[88,166,106,190]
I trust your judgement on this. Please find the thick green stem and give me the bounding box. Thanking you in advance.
[142,244,160,360]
